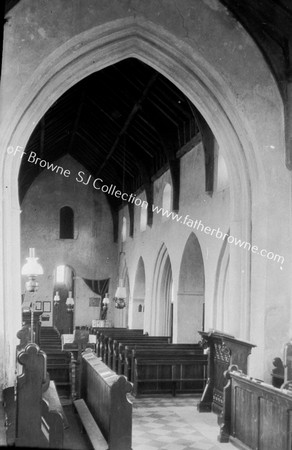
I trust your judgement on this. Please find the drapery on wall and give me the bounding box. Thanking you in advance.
[82,278,110,298]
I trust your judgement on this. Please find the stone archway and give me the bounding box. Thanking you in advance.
[1,10,282,388]
[177,233,204,343]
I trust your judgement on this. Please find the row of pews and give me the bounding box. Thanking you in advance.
[13,340,133,449]
[91,327,208,396]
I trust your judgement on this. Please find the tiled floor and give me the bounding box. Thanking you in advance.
[0,394,235,450]
[131,396,234,450]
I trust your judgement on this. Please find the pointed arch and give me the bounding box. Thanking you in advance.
[151,244,173,336]
[178,233,205,343]
[2,11,281,386]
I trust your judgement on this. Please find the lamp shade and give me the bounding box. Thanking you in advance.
[115,279,127,299]
[115,286,127,298]
[21,248,43,276]
[66,291,74,306]
[102,293,110,305]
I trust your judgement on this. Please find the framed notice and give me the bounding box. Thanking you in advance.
[35,301,42,311]
[89,296,101,307]
[43,301,51,312]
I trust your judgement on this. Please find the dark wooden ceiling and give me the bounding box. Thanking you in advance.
[2,0,292,205]
[18,58,198,204]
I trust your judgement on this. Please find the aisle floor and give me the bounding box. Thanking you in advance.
[131,396,233,450]
[1,394,235,450]
[62,395,235,450]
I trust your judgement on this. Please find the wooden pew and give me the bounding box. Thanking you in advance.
[123,343,202,380]
[98,329,144,360]
[75,349,133,450]
[120,342,203,382]
[218,365,292,449]
[132,353,208,396]
[15,343,67,448]
[45,349,74,391]
[108,336,170,370]
[90,327,136,339]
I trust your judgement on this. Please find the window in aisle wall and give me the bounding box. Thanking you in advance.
[122,216,127,242]
[140,193,147,232]
[60,206,74,239]
[162,183,172,221]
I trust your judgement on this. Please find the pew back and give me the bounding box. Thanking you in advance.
[79,350,133,450]
[15,343,65,448]
[133,354,208,396]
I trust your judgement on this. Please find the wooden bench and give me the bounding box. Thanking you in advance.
[75,349,133,450]
[108,335,170,370]
[15,343,67,448]
[45,349,75,393]
[117,342,189,375]
[133,353,208,396]
[98,329,144,360]
[125,345,203,381]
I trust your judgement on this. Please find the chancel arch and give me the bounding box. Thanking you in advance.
[0,5,285,389]
[177,233,205,343]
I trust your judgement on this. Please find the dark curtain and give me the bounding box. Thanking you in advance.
[82,278,110,298]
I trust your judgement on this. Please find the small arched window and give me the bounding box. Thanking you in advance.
[139,191,148,232]
[162,183,172,221]
[60,206,74,239]
[122,216,127,242]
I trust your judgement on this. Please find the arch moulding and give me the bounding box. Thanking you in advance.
[1,16,261,388]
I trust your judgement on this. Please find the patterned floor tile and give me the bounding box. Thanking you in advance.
[132,396,235,450]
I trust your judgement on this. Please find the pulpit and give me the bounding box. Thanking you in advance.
[197,330,255,414]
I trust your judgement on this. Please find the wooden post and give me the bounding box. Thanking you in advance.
[15,343,47,447]
[217,364,238,443]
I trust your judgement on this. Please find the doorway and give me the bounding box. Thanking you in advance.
[53,265,74,334]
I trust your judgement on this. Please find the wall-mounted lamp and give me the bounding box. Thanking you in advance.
[66,291,74,312]
[114,279,127,309]
[21,248,44,292]
[53,291,60,306]
[101,293,110,320]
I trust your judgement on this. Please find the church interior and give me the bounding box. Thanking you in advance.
[1,1,292,449]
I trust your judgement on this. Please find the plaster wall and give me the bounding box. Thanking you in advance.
[121,141,230,342]
[0,0,290,390]
[20,155,118,328]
